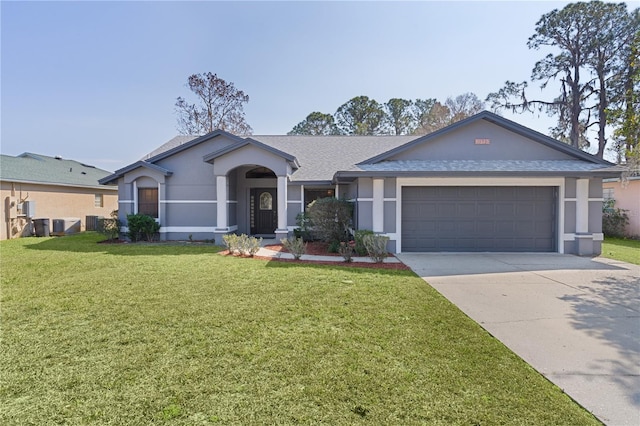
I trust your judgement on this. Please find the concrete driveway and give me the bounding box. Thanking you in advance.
[396,253,640,426]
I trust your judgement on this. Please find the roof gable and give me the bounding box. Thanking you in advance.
[99,161,172,185]
[145,129,244,163]
[360,111,612,166]
[203,137,299,168]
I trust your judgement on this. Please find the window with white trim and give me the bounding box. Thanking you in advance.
[94,194,104,208]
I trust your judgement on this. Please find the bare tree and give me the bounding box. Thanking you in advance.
[175,72,252,135]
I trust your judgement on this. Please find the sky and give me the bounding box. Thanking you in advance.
[1,0,632,172]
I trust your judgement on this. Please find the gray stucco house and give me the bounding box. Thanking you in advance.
[100,111,620,255]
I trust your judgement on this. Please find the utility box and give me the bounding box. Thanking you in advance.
[22,201,36,218]
[52,218,81,236]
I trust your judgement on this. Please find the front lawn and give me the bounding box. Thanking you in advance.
[0,233,600,425]
[601,237,640,265]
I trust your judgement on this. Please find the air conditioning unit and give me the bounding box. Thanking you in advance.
[52,218,81,236]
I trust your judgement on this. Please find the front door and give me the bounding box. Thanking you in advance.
[251,188,277,235]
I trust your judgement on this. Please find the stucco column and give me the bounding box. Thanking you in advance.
[216,175,228,230]
[372,178,384,233]
[132,180,138,214]
[158,181,166,233]
[276,175,288,239]
[576,178,589,234]
[575,178,593,255]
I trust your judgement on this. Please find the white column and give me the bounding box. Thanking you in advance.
[576,178,589,234]
[216,175,227,230]
[277,175,288,231]
[372,178,384,233]
[132,180,138,214]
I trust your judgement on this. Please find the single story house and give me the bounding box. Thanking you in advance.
[100,111,620,255]
[1,153,118,240]
[603,176,640,237]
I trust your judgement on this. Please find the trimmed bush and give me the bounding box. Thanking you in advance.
[223,234,262,256]
[307,197,353,243]
[603,200,630,238]
[362,234,389,263]
[354,229,374,256]
[98,210,121,241]
[222,234,240,254]
[281,237,306,260]
[126,214,160,242]
[338,241,355,262]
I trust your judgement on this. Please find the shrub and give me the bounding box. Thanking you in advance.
[354,229,374,256]
[222,234,239,254]
[362,234,389,263]
[338,241,355,262]
[327,240,340,253]
[126,214,160,242]
[223,234,262,256]
[241,234,262,256]
[293,212,314,241]
[98,210,121,241]
[603,200,629,238]
[281,237,306,260]
[307,197,353,243]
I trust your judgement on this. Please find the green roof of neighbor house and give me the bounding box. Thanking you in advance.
[0,153,117,190]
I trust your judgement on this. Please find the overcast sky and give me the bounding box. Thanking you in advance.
[1,1,631,172]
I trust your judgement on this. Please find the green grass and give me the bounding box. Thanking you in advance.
[1,233,600,425]
[601,237,640,265]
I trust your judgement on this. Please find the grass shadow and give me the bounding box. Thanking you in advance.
[262,257,416,277]
[20,233,223,256]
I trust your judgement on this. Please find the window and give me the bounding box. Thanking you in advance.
[304,188,335,210]
[94,194,104,208]
[603,188,614,201]
[138,188,158,218]
[259,192,273,210]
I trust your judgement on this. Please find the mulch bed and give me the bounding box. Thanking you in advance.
[222,241,411,271]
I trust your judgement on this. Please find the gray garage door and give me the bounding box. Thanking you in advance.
[401,186,556,252]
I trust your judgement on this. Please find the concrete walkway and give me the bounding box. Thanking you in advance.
[397,253,640,426]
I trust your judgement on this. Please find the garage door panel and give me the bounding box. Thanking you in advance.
[401,186,555,252]
[477,203,494,216]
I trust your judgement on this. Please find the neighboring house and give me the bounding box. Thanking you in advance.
[100,111,620,255]
[603,176,640,237]
[1,153,118,240]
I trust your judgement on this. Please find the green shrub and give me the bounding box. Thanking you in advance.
[98,210,121,241]
[603,200,629,238]
[126,214,160,242]
[327,240,340,253]
[293,212,314,241]
[281,237,306,260]
[354,229,374,255]
[307,197,353,243]
[362,234,389,263]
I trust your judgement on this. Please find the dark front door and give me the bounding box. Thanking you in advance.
[251,188,277,235]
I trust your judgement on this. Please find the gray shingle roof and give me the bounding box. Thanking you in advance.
[252,135,415,181]
[141,134,415,182]
[142,135,197,160]
[351,160,617,173]
[0,153,116,189]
